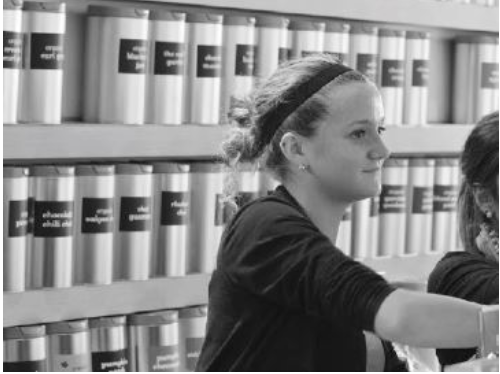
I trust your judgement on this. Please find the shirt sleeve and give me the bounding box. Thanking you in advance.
[219,201,396,332]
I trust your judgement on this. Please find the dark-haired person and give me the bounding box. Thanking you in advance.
[427,111,499,368]
[196,55,485,372]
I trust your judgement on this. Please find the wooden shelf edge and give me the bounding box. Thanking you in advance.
[3,274,211,328]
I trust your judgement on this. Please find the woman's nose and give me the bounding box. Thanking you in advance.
[368,137,391,161]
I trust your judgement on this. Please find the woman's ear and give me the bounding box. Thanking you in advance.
[473,187,497,219]
[279,132,308,168]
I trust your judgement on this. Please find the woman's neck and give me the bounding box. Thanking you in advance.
[284,180,348,245]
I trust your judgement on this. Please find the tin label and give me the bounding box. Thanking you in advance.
[196,45,222,77]
[8,200,29,237]
[34,201,74,237]
[3,359,47,372]
[27,197,34,234]
[161,192,189,226]
[148,345,180,372]
[118,39,147,74]
[412,59,430,87]
[356,53,377,82]
[235,44,255,76]
[370,196,380,217]
[185,337,204,371]
[154,42,185,75]
[92,349,129,372]
[30,33,64,69]
[119,197,152,232]
[278,47,292,64]
[81,198,114,233]
[324,51,347,64]
[411,186,433,214]
[51,353,92,372]
[481,62,499,89]
[381,60,404,87]
[433,185,458,212]
[379,185,406,214]
[3,31,23,69]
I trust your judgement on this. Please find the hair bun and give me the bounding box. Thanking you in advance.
[228,97,255,127]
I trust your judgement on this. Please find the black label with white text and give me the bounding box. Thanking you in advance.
[161,191,189,226]
[235,44,255,76]
[433,185,458,212]
[196,45,221,77]
[379,185,406,214]
[154,42,185,75]
[119,197,151,232]
[34,201,73,237]
[411,186,433,214]
[30,33,64,69]
[3,31,22,69]
[92,349,129,372]
[119,39,147,74]
[412,59,430,87]
[81,198,114,233]
[8,200,28,237]
[381,59,404,87]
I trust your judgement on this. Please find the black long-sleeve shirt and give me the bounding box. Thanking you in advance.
[427,251,499,367]
[196,186,399,371]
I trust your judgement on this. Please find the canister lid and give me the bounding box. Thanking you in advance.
[223,15,255,26]
[76,164,115,176]
[23,0,65,13]
[128,310,179,326]
[186,12,223,24]
[383,158,409,168]
[409,158,435,167]
[456,34,498,44]
[435,158,460,167]
[4,325,46,340]
[407,31,431,40]
[47,319,89,335]
[255,15,289,29]
[150,10,185,22]
[379,28,406,38]
[350,23,378,35]
[190,162,224,173]
[87,5,148,19]
[289,19,325,32]
[115,164,153,175]
[179,305,208,319]
[31,165,75,177]
[4,166,29,178]
[89,315,126,329]
[3,0,22,10]
[325,21,350,33]
[153,162,190,174]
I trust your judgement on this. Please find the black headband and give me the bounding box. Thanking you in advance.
[260,63,353,147]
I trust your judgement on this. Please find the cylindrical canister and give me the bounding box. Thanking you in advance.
[19,1,65,124]
[3,167,29,292]
[378,29,406,126]
[221,15,256,124]
[452,35,475,124]
[147,11,186,125]
[3,0,23,124]
[368,196,380,258]
[258,171,280,197]
[351,198,371,259]
[403,31,431,125]
[4,325,48,372]
[185,13,223,125]
[323,21,350,65]
[31,165,75,289]
[74,165,115,286]
[289,19,325,59]
[152,163,190,278]
[114,164,153,281]
[475,36,498,121]
[349,24,379,83]
[187,162,225,274]
[255,15,289,80]
[377,158,409,258]
[336,205,352,257]
[96,6,149,124]
[431,158,460,253]
[404,159,435,256]
[89,316,129,372]
[128,310,180,372]
[179,306,208,372]
[47,319,92,372]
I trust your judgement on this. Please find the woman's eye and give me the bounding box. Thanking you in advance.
[377,126,387,135]
[351,130,366,139]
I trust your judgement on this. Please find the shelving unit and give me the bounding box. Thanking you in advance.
[3,124,473,162]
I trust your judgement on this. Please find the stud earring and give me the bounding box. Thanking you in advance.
[298,164,309,171]
[485,210,493,219]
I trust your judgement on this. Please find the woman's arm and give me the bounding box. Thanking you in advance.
[374,289,482,349]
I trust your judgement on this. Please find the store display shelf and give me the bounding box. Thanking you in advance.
[3,274,210,328]
[3,124,473,162]
[122,0,499,32]
[4,254,441,327]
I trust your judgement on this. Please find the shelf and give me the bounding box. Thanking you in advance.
[4,255,441,327]
[3,274,210,328]
[3,124,473,162]
[127,0,499,32]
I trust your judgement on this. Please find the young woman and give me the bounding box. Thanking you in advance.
[428,111,499,367]
[196,55,484,371]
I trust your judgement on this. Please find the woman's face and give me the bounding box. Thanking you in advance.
[302,82,390,203]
